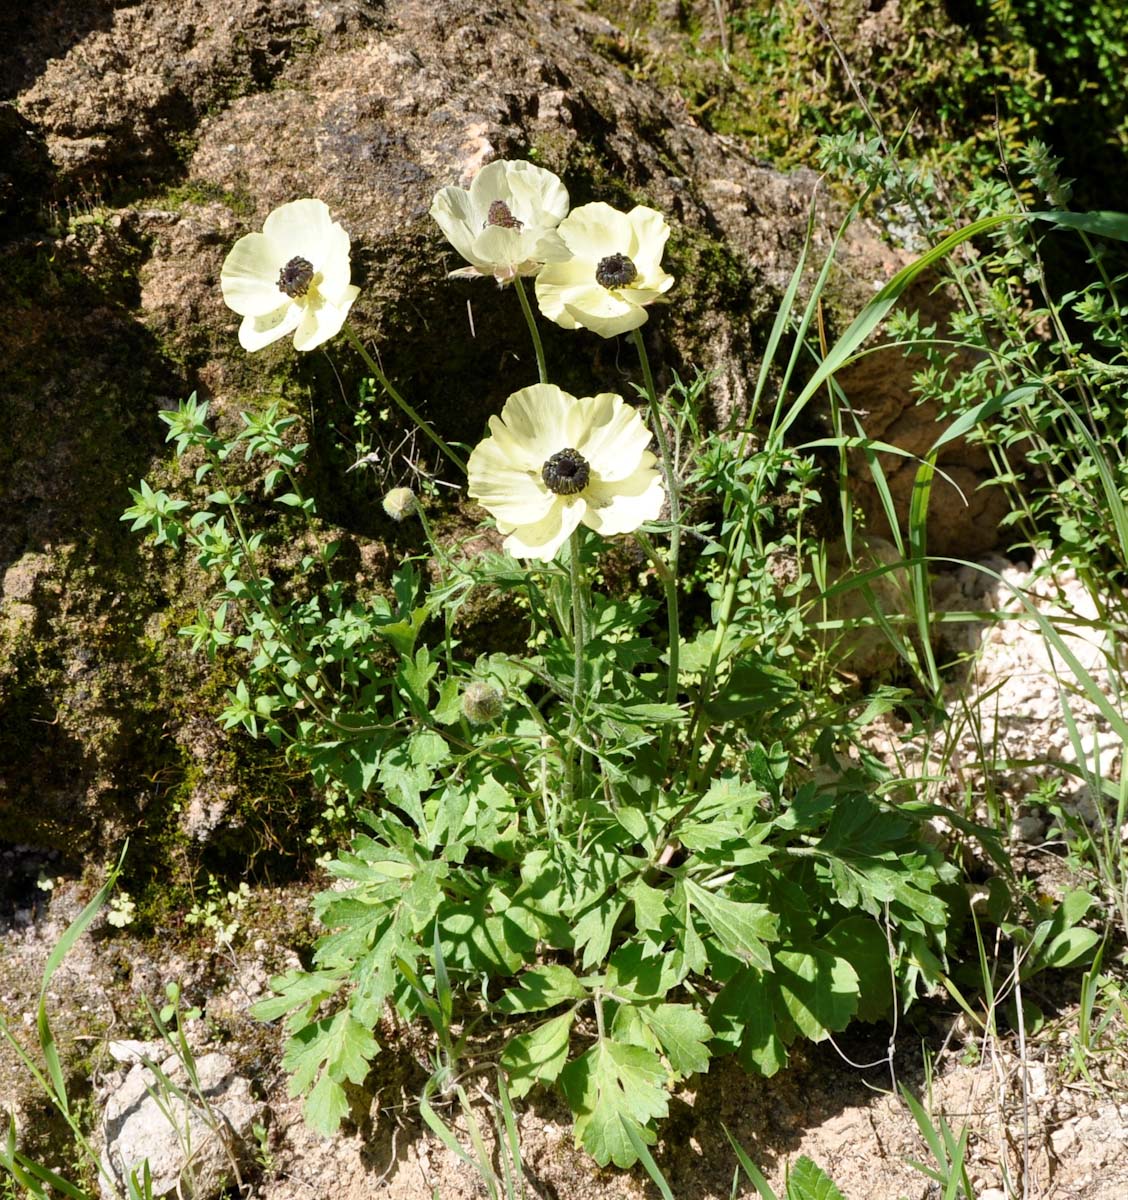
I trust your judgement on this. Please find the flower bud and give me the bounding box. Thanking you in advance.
[382,487,418,521]
[461,681,504,725]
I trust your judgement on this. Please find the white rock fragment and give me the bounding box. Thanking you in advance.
[98,1050,262,1200]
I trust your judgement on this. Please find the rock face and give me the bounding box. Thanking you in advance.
[1,0,992,854]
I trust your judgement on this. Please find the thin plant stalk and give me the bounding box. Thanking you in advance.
[513,276,548,384]
[343,324,466,472]
[630,328,681,737]
[567,528,588,806]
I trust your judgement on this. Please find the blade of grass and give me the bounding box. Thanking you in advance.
[37,844,127,1116]
[622,1119,676,1200]
[908,456,941,694]
[724,1125,780,1200]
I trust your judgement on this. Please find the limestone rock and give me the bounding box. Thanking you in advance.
[99,1050,262,1200]
[1,0,1004,853]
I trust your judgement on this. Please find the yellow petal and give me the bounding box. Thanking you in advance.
[559,202,631,259]
[562,294,648,338]
[262,198,337,264]
[292,286,359,351]
[497,384,576,462]
[576,394,653,481]
[625,206,671,276]
[502,496,584,561]
[316,222,356,302]
[221,232,287,317]
[238,301,302,352]
[583,466,665,536]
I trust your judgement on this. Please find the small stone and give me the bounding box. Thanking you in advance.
[1010,814,1046,843]
[1051,1123,1078,1156]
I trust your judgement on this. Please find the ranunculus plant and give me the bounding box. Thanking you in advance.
[430,158,570,284]
[123,157,970,1175]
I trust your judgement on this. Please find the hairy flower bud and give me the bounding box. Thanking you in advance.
[382,487,418,521]
[461,681,504,725]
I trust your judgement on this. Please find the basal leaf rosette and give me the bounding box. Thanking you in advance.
[220,198,361,352]
[430,159,570,284]
[467,383,664,561]
[535,202,674,338]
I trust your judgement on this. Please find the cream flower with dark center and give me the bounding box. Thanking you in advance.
[535,202,674,338]
[277,256,314,297]
[486,200,523,230]
[430,159,569,284]
[220,199,360,352]
[541,448,590,495]
[467,383,664,561]
[595,253,638,289]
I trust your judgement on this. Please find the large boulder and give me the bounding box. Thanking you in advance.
[1,0,984,855]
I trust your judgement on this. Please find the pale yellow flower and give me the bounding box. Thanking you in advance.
[430,159,569,284]
[220,199,360,352]
[467,383,664,561]
[535,202,674,337]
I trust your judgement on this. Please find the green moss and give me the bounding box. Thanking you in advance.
[154,178,256,217]
[581,0,1111,196]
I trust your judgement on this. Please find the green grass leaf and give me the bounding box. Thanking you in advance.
[613,1002,712,1078]
[710,968,788,1076]
[496,965,588,1014]
[282,1010,379,1135]
[787,1155,849,1200]
[818,918,894,1022]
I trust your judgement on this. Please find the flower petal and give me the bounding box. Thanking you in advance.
[315,221,356,302]
[563,292,648,338]
[535,257,597,327]
[468,440,556,526]
[497,384,576,462]
[507,162,570,226]
[238,301,303,352]
[558,202,631,259]
[292,286,359,352]
[576,394,654,481]
[468,159,516,208]
[431,184,480,264]
[472,225,530,272]
[262,198,336,263]
[502,495,584,561]
[583,465,665,536]
[221,232,288,317]
[625,206,671,276]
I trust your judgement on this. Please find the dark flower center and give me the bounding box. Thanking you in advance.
[486,200,523,229]
[595,253,638,289]
[541,448,590,496]
[277,255,315,298]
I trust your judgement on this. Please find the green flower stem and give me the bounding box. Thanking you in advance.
[343,323,466,473]
[567,528,589,806]
[630,327,681,727]
[683,522,747,793]
[415,503,453,581]
[513,276,548,384]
